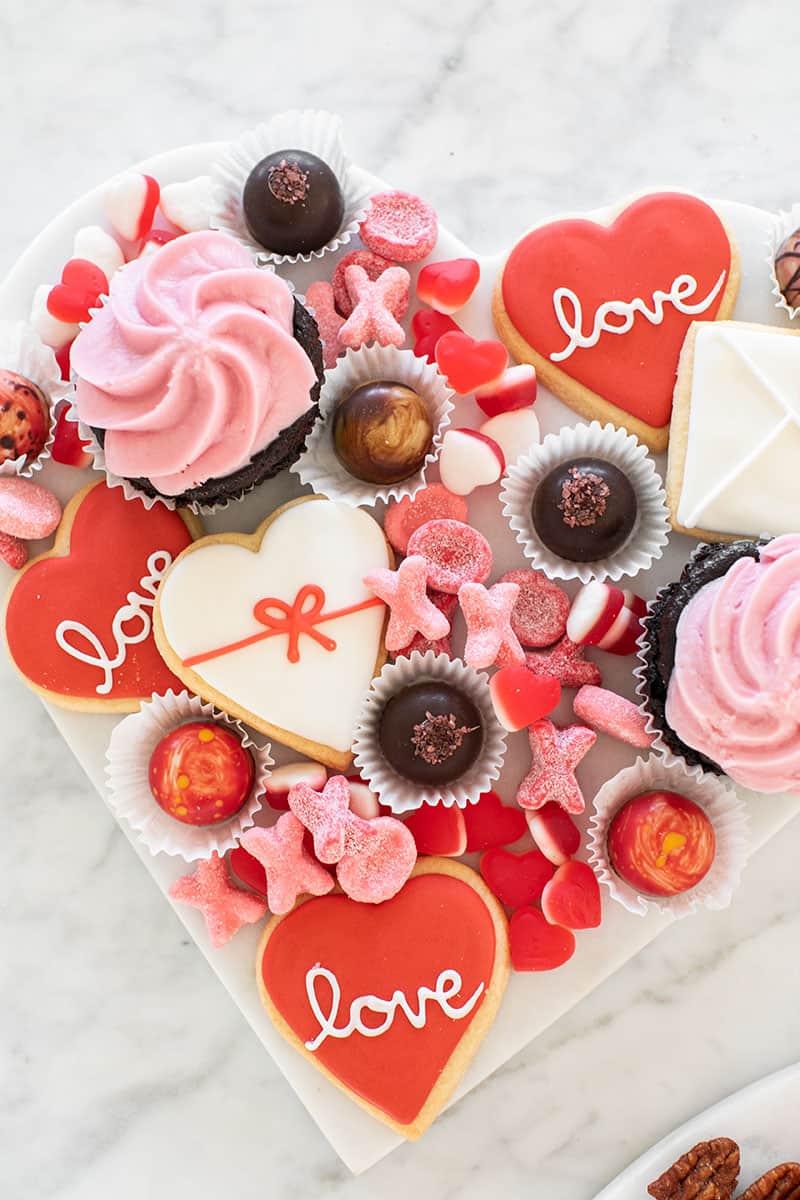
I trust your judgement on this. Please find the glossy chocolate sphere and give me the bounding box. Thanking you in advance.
[0,370,50,466]
[607,789,715,898]
[148,721,255,826]
[332,380,434,484]
[774,227,800,308]
[532,456,637,562]
[242,149,344,255]
[378,681,483,785]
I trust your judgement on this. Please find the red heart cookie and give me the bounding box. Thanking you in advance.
[257,859,509,1139]
[494,192,738,451]
[4,481,198,710]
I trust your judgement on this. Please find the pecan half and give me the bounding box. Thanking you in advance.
[738,1164,800,1200]
[648,1138,740,1200]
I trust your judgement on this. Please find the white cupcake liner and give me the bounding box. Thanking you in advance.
[766,204,800,321]
[106,690,273,860]
[499,421,670,583]
[291,345,454,507]
[352,650,507,813]
[587,754,749,919]
[210,110,372,267]
[0,320,69,478]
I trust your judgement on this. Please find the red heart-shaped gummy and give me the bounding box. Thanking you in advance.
[403,803,467,856]
[51,401,92,469]
[435,331,507,395]
[489,665,561,732]
[417,258,480,313]
[47,258,108,324]
[480,847,554,909]
[463,790,527,852]
[228,845,268,897]
[540,860,602,930]
[509,906,576,972]
[412,309,461,363]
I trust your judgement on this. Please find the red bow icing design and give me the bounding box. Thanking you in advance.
[182,584,384,669]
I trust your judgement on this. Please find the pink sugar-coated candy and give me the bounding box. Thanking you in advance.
[359,191,438,263]
[0,476,62,540]
[364,554,451,652]
[459,581,525,670]
[337,813,417,903]
[391,588,457,661]
[406,518,492,595]
[240,813,334,915]
[383,484,468,554]
[517,719,597,816]
[525,636,602,689]
[0,531,28,570]
[338,264,410,350]
[573,684,654,749]
[304,280,345,369]
[332,249,397,316]
[168,853,267,949]
[287,774,351,864]
[500,569,570,649]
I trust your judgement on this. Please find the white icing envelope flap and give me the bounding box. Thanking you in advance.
[677,322,800,536]
[156,499,390,757]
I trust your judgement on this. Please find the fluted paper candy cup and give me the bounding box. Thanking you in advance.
[0,320,67,478]
[587,754,748,920]
[106,690,272,861]
[767,203,800,321]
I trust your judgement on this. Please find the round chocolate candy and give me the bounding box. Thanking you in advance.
[532,456,637,562]
[148,720,255,826]
[378,681,483,785]
[774,226,800,308]
[242,149,344,255]
[0,370,50,466]
[332,380,434,485]
[607,789,716,898]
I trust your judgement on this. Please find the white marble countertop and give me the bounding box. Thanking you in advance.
[4,2,800,1197]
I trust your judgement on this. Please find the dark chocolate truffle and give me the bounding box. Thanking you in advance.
[532,456,637,562]
[774,227,800,308]
[332,380,434,484]
[0,370,50,466]
[242,149,344,255]
[378,681,483,785]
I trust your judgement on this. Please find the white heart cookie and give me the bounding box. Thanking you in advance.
[155,498,390,770]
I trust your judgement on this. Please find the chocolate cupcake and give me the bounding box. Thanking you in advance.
[71,231,324,510]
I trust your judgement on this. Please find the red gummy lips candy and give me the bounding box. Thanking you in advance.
[509,907,576,972]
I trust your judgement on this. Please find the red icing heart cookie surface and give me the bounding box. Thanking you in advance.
[4,481,196,710]
[495,193,737,450]
[258,860,509,1138]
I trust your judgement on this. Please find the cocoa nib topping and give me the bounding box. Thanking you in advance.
[267,159,310,205]
[558,466,609,528]
[410,711,479,766]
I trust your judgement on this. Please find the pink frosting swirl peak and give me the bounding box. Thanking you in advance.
[665,535,800,794]
[72,231,317,495]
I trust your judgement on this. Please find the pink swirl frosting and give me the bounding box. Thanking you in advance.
[665,535,800,794]
[71,231,317,495]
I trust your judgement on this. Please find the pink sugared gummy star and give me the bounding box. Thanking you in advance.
[168,853,267,949]
[288,774,350,864]
[364,554,451,652]
[459,581,525,670]
[338,264,410,349]
[517,718,597,815]
[241,813,334,914]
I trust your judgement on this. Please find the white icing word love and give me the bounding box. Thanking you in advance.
[304,964,485,1052]
[55,550,173,695]
[550,270,727,362]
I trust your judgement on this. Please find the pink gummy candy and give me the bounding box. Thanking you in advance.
[338,264,410,349]
[337,814,417,903]
[524,636,602,689]
[383,484,468,554]
[391,589,457,661]
[499,569,570,649]
[241,813,334,915]
[332,248,396,316]
[304,280,345,369]
[360,191,438,263]
[0,476,62,540]
[573,685,654,749]
[406,518,492,595]
[0,531,28,570]
[287,774,351,864]
[364,554,451,652]
[459,580,526,670]
[517,719,597,815]
[168,852,267,949]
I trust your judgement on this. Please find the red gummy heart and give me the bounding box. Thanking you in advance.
[509,906,576,972]
[46,258,108,324]
[490,664,561,732]
[480,847,554,909]
[435,331,508,395]
[51,401,92,469]
[228,844,268,897]
[412,309,461,363]
[541,860,602,930]
[403,803,466,856]
[463,790,527,852]
[417,257,480,314]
